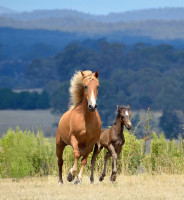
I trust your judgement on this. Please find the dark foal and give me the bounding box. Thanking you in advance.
[90,105,132,183]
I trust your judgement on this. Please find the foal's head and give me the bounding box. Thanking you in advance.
[81,70,99,112]
[117,105,132,130]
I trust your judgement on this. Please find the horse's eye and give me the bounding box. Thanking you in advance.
[97,86,100,90]
[84,85,88,89]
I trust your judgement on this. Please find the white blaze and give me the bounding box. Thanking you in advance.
[125,111,129,116]
[91,91,96,107]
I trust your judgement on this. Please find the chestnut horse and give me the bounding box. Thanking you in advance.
[56,70,101,184]
[90,105,132,183]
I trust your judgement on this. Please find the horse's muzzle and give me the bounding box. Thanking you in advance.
[88,104,97,112]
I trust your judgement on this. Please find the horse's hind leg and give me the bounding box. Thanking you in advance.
[90,143,103,183]
[99,151,111,182]
[56,137,66,185]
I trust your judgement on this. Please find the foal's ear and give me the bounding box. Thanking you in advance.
[94,70,99,78]
[127,104,130,109]
[81,71,85,77]
[117,104,120,111]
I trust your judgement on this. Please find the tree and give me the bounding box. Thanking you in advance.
[159,109,183,139]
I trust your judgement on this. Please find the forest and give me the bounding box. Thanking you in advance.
[0,39,183,138]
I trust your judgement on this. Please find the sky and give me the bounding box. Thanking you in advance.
[1,0,184,15]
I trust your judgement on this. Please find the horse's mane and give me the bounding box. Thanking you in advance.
[69,70,99,109]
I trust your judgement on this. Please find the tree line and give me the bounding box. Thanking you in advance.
[0,88,50,109]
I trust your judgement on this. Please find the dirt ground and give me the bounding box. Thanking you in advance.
[0,174,184,200]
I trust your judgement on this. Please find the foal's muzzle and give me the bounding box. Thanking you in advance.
[126,123,132,130]
[88,104,97,112]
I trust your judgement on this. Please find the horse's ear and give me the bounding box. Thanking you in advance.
[117,104,119,111]
[81,71,85,77]
[94,70,99,78]
[127,104,130,109]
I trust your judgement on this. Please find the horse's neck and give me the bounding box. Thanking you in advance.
[115,118,124,137]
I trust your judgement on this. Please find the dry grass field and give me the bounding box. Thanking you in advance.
[0,174,184,200]
[0,109,162,138]
[0,110,60,137]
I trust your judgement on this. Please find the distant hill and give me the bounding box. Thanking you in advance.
[0,6,15,14]
[2,7,184,22]
[0,27,86,60]
[102,7,184,22]
[1,16,184,40]
[0,9,94,21]
[1,7,184,40]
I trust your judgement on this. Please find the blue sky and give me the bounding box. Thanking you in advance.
[1,0,184,14]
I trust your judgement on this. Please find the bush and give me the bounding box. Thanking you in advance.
[0,127,56,178]
[0,128,183,178]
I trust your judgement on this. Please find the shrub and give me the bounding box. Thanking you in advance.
[0,128,183,178]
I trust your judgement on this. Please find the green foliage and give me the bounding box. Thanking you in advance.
[148,132,184,173]
[0,128,183,178]
[121,130,144,174]
[0,128,56,178]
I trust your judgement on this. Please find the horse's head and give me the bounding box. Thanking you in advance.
[117,105,132,130]
[81,70,99,112]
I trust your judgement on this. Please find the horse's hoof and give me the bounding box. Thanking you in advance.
[90,177,94,183]
[74,179,82,185]
[58,181,63,186]
[99,176,104,182]
[67,172,75,182]
[110,176,116,182]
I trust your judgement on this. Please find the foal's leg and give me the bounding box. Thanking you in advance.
[56,138,66,185]
[67,135,80,182]
[99,150,111,182]
[108,144,118,182]
[90,143,103,183]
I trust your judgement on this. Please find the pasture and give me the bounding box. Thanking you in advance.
[0,109,162,138]
[0,110,60,137]
[0,122,183,200]
[1,175,184,200]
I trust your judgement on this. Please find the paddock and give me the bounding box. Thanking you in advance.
[0,174,184,200]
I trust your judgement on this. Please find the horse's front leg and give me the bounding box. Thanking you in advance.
[74,144,94,184]
[67,135,80,182]
[74,156,87,184]
[108,144,118,182]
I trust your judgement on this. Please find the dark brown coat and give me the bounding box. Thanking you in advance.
[90,105,132,183]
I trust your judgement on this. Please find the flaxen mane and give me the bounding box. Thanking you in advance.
[69,70,99,109]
